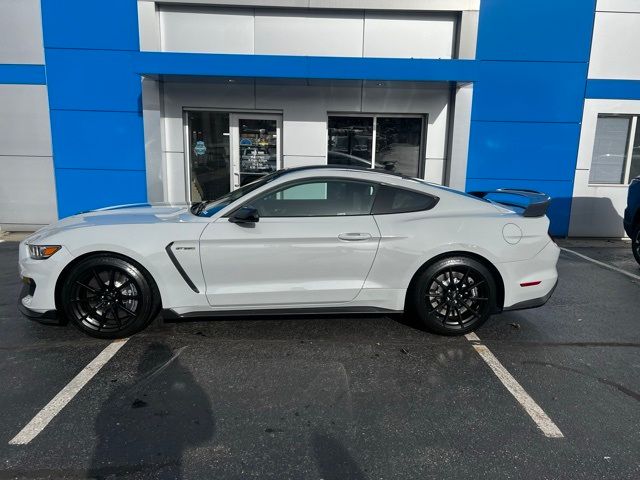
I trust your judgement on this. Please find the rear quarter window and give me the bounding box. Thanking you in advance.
[371,185,439,215]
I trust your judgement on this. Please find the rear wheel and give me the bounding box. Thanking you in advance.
[60,255,160,339]
[410,257,497,335]
[633,225,640,266]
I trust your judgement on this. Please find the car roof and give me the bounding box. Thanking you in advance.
[274,165,417,182]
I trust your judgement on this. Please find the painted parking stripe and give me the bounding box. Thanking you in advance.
[561,247,640,281]
[465,332,564,438]
[9,338,129,445]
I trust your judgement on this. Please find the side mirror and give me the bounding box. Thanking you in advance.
[229,205,259,224]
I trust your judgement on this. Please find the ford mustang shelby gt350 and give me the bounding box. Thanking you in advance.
[18,166,559,338]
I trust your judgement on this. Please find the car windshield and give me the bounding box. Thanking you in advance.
[192,172,281,217]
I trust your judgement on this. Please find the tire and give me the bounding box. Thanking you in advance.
[633,225,640,266]
[409,256,497,336]
[60,255,160,339]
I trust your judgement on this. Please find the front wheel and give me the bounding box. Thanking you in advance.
[60,255,160,339]
[632,226,640,266]
[410,257,497,335]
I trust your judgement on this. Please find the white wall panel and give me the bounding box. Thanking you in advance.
[0,85,52,157]
[0,0,44,64]
[160,6,254,54]
[157,6,457,59]
[163,151,188,203]
[569,99,640,237]
[283,155,327,168]
[142,78,165,202]
[424,158,445,184]
[448,83,473,190]
[254,10,363,57]
[597,0,640,13]
[0,156,57,226]
[589,12,640,80]
[363,12,456,59]
[148,0,479,11]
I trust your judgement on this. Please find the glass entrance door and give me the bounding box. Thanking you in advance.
[230,114,282,188]
[186,111,231,202]
[187,112,281,201]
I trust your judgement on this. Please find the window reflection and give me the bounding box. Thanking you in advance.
[376,117,423,177]
[327,117,373,168]
[327,115,424,177]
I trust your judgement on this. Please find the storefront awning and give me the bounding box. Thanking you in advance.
[136,52,478,83]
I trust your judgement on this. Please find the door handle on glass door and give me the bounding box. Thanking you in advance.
[338,232,372,241]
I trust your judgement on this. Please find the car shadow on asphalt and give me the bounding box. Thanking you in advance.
[86,342,215,479]
[312,432,368,480]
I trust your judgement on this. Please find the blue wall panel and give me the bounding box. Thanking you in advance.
[0,65,46,85]
[50,110,145,170]
[476,0,595,62]
[42,0,146,218]
[586,80,640,100]
[138,53,479,82]
[54,169,147,218]
[467,122,580,182]
[468,0,596,235]
[41,0,139,51]
[45,49,141,112]
[472,62,587,123]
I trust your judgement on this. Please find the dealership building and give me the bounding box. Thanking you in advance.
[0,0,639,237]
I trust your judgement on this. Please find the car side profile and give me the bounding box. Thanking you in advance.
[623,175,640,265]
[18,166,560,339]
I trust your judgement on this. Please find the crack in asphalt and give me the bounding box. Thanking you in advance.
[522,360,640,402]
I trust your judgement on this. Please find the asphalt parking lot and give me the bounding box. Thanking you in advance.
[0,238,639,479]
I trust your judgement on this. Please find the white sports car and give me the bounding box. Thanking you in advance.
[18,166,559,339]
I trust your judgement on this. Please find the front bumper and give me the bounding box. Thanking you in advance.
[18,241,73,313]
[17,279,59,324]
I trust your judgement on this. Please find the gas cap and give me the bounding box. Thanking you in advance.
[502,223,523,245]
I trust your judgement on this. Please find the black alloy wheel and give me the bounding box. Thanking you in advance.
[633,226,640,266]
[411,257,497,335]
[61,255,160,339]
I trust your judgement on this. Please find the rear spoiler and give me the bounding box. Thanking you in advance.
[468,189,551,218]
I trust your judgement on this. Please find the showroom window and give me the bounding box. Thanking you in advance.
[589,114,640,184]
[250,179,377,217]
[327,115,425,177]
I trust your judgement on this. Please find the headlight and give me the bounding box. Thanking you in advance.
[28,245,61,260]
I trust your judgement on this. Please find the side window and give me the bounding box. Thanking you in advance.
[250,180,377,217]
[371,185,438,215]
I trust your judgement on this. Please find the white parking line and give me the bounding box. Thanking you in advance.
[9,338,129,445]
[465,332,564,438]
[561,247,640,281]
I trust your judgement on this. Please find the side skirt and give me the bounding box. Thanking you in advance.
[161,306,403,320]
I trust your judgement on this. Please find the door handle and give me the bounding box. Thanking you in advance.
[338,232,372,241]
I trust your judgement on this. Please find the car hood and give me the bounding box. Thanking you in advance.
[25,203,192,243]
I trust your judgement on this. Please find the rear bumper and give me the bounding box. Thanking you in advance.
[503,278,557,311]
[500,240,560,310]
